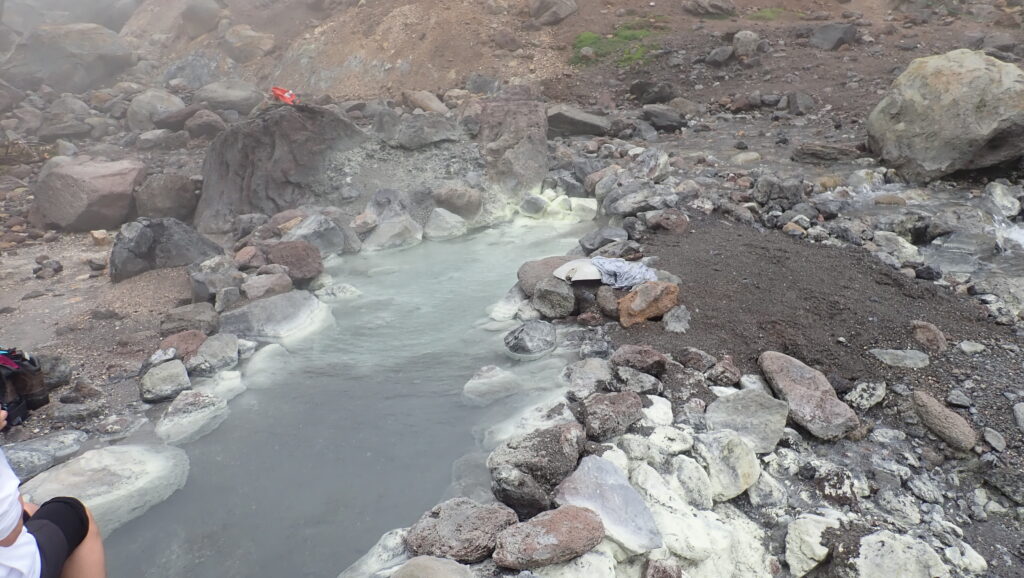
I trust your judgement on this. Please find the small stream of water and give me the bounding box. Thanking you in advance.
[104,219,587,578]
[835,183,1024,281]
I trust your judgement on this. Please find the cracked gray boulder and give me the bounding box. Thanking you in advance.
[867,50,1024,181]
[194,105,367,233]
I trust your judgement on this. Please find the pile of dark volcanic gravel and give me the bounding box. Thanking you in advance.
[613,218,1001,378]
[610,217,1024,568]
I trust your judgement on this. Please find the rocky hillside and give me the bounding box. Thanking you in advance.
[0,0,1023,577]
[4,0,1013,113]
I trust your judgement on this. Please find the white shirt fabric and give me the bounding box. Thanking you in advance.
[0,450,41,578]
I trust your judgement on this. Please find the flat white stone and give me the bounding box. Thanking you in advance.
[870,349,930,369]
[21,444,189,537]
[785,512,842,577]
[554,456,663,555]
[462,365,525,406]
[855,530,950,578]
[641,396,674,427]
[192,370,246,401]
[155,390,230,446]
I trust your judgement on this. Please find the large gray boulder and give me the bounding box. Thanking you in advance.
[361,214,423,251]
[110,218,223,282]
[423,208,468,240]
[382,114,461,150]
[127,89,186,132]
[140,360,192,403]
[160,303,219,336]
[3,431,87,481]
[477,96,549,198]
[193,80,264,115]
[154,390,229,445]
[21,445,189,538]
[194,105,367,233]
[705,389,789,453]
[188,255,245,303]
[219,290,328,340]
[692,431,761,502]
[547,105,610,138]
[0,23,135,92]
[867,50,1024,181]
[33,156,145,232]
[758,352,860,440]
[517,256,574,297]
[134,174,198,221]
[531,277,575,318]
[37,94,94,141]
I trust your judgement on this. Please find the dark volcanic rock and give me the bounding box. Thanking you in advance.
[504,320,558,360]
[110,218,223,282]
[265,240,324,283]
[581,391,643,441]
[811,23,858,51]
[194,105,367,234]
[488,423,586,519]
[405,498,518,563]
[609,344,668,377]
[493,506,604,570]
[135,174,198,221]
[547,104,611,138]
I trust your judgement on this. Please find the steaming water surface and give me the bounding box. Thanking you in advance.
[104,220,587,578]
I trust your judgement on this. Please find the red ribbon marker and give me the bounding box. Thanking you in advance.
[271,86,300,105]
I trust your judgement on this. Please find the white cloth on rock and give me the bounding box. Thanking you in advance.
[590,257,659,290]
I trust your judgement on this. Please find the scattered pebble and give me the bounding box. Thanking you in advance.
[959,341,987,354]
[983,427,1006,452]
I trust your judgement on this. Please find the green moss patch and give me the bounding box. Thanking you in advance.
[572,22,660,67]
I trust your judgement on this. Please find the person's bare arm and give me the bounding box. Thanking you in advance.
[0,517,22,547]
